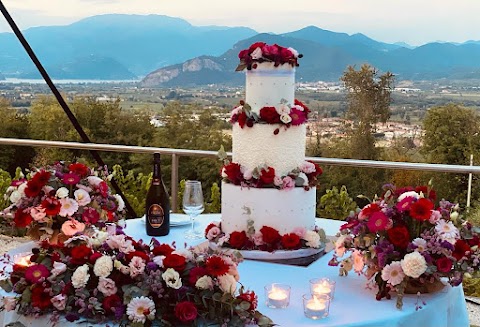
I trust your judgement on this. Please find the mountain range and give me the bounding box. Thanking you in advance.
[1,14,480,83]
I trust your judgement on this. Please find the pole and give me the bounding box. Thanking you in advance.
[467,154,473,209]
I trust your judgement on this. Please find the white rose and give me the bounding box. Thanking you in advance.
[50,261,67,277]
[218,274,237,294]
[195,275,214,290]
[9,190,22,204]
[280,113,292,124]
[250,47,263,59]
[72,264,90,288]
[94,255,113,277]
[114,194,125,212]
[162,268,182,289]
[401,251,427,278]
[56,187,69,199]
[275,104,291,115]
[243,169,253,180]
[397,191,420,202]
[87,176,103,187]
[304,230,321,248]
[17,183,27,196]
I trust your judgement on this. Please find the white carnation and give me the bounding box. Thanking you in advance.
[250,47,263,59]
[72,264,90,288]
[304,230,321,248]
[56,187,69,199]
[401,251,427,278]
[93,255,113,277]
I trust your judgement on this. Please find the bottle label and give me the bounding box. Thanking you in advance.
[147,204,164,228]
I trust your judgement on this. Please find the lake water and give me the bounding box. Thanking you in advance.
[1,78,141,84]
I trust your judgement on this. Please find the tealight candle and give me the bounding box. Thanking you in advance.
[264,284,290,309]
[303,293,330,319]
[310,278,336,300]
[14,253,33,267]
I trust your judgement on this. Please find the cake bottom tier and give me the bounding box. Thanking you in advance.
[221,182,316,235]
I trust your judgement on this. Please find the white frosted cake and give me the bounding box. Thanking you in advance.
[207,43,323,251]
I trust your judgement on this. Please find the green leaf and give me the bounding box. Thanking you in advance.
[0,279,13,292]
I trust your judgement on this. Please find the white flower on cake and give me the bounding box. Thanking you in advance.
[127,296,156,323]
[72,264,90,288]
[195,275,214,290]
[97,277,117,296]
[381,261,405,286]
[304,230,321,248]
[280,113,292,124]
[435,220,459,244]
[250,47,263,60]
[93,255,113,277]
[162,268,182,289]
[55,187,69,199]
[275,103,291,115]
[218,274,237,295]
[401,251,427,278]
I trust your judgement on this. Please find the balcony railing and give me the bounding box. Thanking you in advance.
[0,137,479,211]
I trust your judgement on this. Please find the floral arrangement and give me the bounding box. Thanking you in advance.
[236,42,302,71]
[206,219,327,252]
[330,184,480,309]
[230,99,311,130]
[220,160,322,191]
[0,229,273,326]
[2,161,124,242]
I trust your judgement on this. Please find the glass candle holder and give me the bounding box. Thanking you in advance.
[310,277,336,300]
[303,293,330,319]
[264,283,291,309]
[13,252,33,267]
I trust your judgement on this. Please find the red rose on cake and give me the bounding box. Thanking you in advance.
[259,167,276,185]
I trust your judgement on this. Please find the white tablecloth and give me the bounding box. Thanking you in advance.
[0,214,470,327]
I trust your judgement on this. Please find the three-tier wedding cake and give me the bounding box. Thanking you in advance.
[207,42,323,252]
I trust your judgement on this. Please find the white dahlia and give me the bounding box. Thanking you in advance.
[126,296,156,323]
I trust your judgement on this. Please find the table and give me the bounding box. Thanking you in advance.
[0,214,470,327]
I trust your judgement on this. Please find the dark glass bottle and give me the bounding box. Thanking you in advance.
[145,153,170,236]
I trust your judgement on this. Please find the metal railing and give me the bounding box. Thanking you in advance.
[1,137,480,211]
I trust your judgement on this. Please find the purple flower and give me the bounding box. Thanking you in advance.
[441,241,455,251]
[65,312,80,322]
[146,262,158,271]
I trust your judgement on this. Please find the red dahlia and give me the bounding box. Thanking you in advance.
[14,209,33,228]
[32,169,51,185]
[281,233,301,249]
[453,240,471,261]
[31,286,52,310]
[70,244,92,265]
[24,179,43,197]
[68,163,89,177]
[259,106,281,124]
[259,167,276,185]
[387,225,410,249]
[188,266,208,285]
[205,256,230,277]
[409,198,434,221]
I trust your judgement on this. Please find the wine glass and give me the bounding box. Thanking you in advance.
[183,180,204,239]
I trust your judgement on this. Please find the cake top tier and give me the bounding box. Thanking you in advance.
[236,42,302,71]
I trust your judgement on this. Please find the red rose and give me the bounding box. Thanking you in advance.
[229,231,248,249]
[70,244,92,265]
[69,163,89,177]
[126,250,150,263]
[205,256,230,277]
[205,222,220,238]
[249,42,266,53]
[259,106,281,124]
[387,225,410,249]
[188,266,208,285]
[223,163,242,185]
[453,240,471,261]
[152,243,174,256]
[259,167,276,185]
[237,111,248,128]
[436,257,453,273]
[14,209,33,228]
[163,253,186,272]
[41,197,61,216]
[409,198,434,221]
[237,290,258,310]
[281,233,301,249]
[24,179,43,197]
[238,49,249,60]
[31,286,52,310]
[102,294,123,313]
[174,301,198,323]
[260,226,281,245]
[32,170,51,185]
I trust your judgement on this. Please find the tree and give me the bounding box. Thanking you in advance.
[422,103,480,204]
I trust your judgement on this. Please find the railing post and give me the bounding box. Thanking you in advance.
[171,153,179,212]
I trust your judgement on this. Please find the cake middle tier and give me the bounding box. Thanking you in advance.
[232,123,306,176]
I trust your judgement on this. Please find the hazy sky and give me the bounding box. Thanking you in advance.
[0,0,479,45]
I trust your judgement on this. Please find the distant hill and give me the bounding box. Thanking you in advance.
[142,30,480,86]
[0,71,4,80]
[0,14,257,79]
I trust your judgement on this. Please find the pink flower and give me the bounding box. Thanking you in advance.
[352,250,364,273]
[252,232,264,246]
[282,176,295,190]
[292,227,307,238]
[61,219,86,236]
[366,211,389,233]
[62,173,80,185]
[273,176,283,187]
[206,226,221,241]
[429,210,442,224]
[396,197,415,212]
[98,277,118,296]
[30,206,47,222]
[129,256,146,277]
[299,161,316,174]
[25,264,50,284]
[51,294,67,311]
[82,207,100,225]
[59,198,79,217]
[289,107,307,125]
